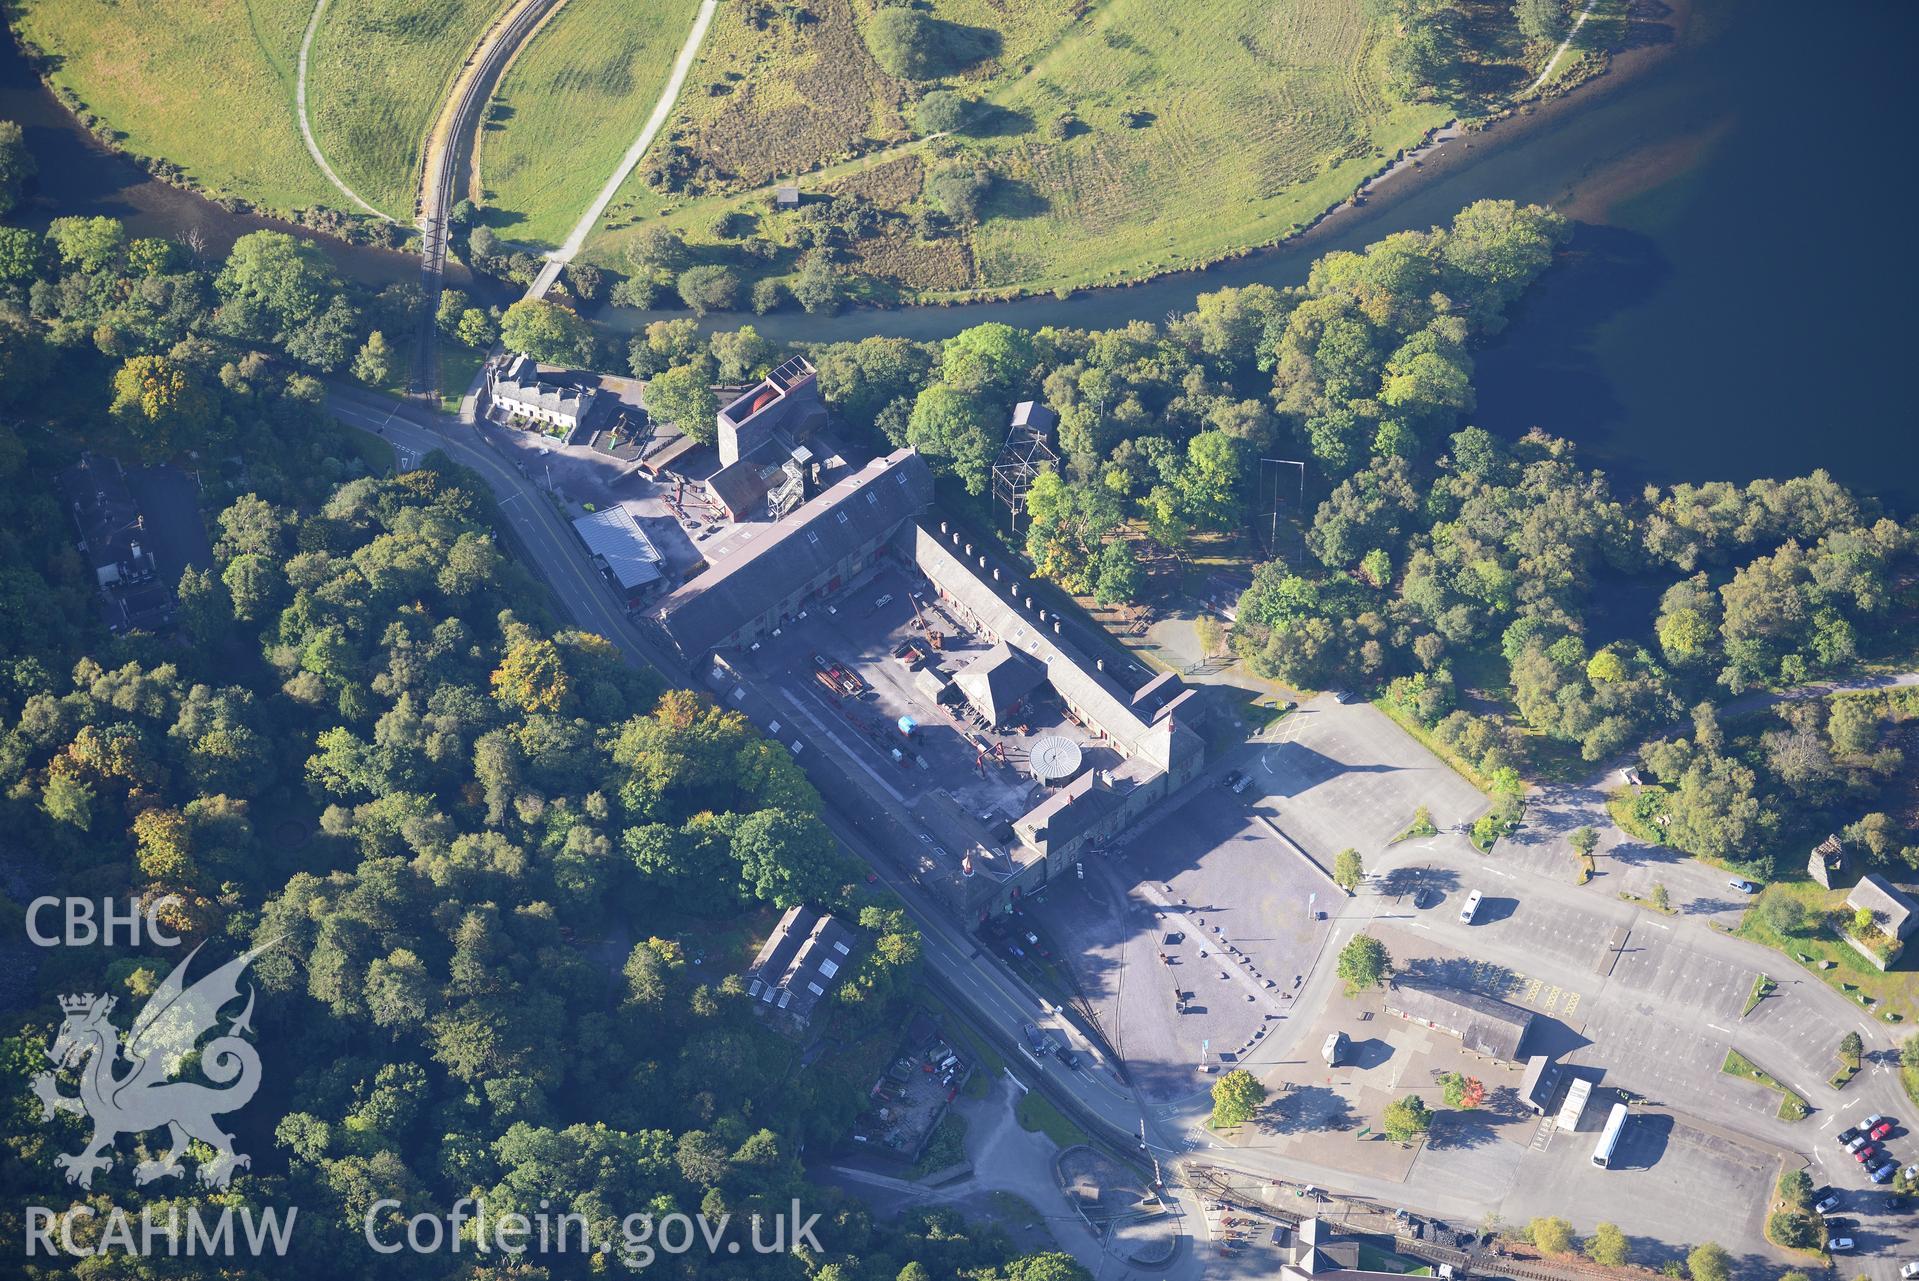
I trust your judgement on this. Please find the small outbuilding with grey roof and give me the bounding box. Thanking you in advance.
[1844,872,1918,968]
[1383,978,1535,1062]
[572,506,664,603]
[952,643,1049,727]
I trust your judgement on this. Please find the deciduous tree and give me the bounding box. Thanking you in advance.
[1210,1068,1265,1128]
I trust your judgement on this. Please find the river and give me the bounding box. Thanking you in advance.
[0,30,429,286]
[6,2,1914,503]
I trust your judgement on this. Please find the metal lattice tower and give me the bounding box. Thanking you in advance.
[991,403,1061,533]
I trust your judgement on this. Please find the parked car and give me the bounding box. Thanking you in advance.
[1863,1113,1887,1130]
[1054,1044,1081,1070]
[1845,1134,1870,1153]
[1853,1144,1877,1163]
[1836,1127,1861,1145]
[1905,1162,1919,1181]
[1459,890,1484,925]
[1822,1217,1855,1232]
[1870,1119,1894,1141]
[1021,1023,1048,1054]
[1221,769,1245,791]
[1828,1238,1854,1253]
[1898,1262,1918,1279]
[1813,1192,1842,1214]
[1869,1159,1897,1184]
[1231,773,1252,795]
[1728,877,1760,894]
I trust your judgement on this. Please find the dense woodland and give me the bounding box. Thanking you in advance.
[0,120,1078,1281]
[1,88,1917,1276]
[788,201,1919,877]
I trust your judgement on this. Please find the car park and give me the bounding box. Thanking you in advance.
[1728,878,1759,894]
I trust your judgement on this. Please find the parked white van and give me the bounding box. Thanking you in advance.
[1459,890,1483,924]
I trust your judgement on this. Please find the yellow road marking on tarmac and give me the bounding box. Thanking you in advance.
[1561,991,1581,1018]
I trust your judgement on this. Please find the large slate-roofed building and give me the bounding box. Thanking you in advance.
[652,447,935,660]
[1384,979,1535,1061]
[744,905,857,1028]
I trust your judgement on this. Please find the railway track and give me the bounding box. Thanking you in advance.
[412,0,564,397]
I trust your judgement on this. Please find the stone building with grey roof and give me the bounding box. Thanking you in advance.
[1384,979,1535,1061]
[1845,872,1919,969]
[650,446,936,660]
[744,905,858,1029]
[487,354,600,440]
[647,440,1205,920]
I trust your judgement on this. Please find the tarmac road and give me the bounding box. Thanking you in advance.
[326,386,1208,1274]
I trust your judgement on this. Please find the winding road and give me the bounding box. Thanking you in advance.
[327,385,1918,1275]
[324,384,1204,1274]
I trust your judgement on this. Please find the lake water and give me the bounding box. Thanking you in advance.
[1470,0,1919,506]
[6,2,1913,504]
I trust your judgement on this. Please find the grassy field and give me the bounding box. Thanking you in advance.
[1014,1088,1092,1150]
[1720,1048,1808,1121]
[474,0,705,248]
[964,0,1444,295]
[9,0,336,213]
[304,0,502,215]
[585,0,1499,300]
[1734,881,1918,1026]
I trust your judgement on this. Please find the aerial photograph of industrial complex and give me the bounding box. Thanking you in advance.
[1,1,1917,1279]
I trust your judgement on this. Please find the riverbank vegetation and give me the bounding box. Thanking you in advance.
[561,0,1579,306]
[474,0,706,248]
[8,0,496,236]
[0,177,1088,1281]
[8,0,345,218]
[728,198,1918,892]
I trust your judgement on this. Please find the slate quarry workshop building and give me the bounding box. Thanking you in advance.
[647,444,1205,919]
